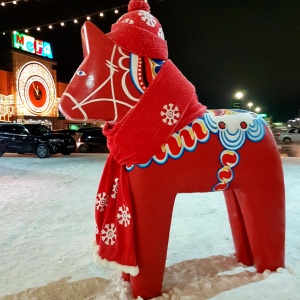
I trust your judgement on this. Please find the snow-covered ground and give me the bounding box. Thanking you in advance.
[0,153,299,299]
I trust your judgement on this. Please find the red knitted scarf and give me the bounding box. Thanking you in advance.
[93,59,206,275]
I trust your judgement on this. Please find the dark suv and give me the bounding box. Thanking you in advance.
[77,129,109,153]
[0,123,76,158]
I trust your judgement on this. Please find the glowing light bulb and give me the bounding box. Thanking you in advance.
[235,92,244,99]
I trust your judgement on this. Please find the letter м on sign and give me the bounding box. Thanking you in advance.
[13,32,35,53]
[13,32,26,51]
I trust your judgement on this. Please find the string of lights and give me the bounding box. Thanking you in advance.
[1,3,127,35]
[1,0,25,5]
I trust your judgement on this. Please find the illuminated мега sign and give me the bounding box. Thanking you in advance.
[12,31,53,59]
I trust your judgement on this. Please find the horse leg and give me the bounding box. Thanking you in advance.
[223,189,253,266]
[231,182,285,272]
[129,186,177,299]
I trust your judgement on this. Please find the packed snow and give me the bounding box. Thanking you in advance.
[0,152,299,299]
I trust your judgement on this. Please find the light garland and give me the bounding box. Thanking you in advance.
[1,4,127,35]
[1,0,34,6]
[1,1,20,6]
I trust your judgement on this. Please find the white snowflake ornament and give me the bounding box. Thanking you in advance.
[122,18,134,24]
[111,178,119,199]
[161,103,180,125]
[101,223,117,245]
[96,192,109,212]
[158,28,165,40]
[138,10,156,27]
[117,205,131,227]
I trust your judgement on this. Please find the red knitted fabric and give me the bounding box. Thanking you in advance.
[107,0,168,59]
[94,60,206,275]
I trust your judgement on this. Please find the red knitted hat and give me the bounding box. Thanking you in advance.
[107,0,168,59]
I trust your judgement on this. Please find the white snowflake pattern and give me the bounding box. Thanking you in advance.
[95,224,99,235]
[138,10,156,27]
[160,103,180,125]
[122,18,134,24]
[95,192,109,212]
[111,178,119,199]
[117,205,131,227]
[101,223,117,245]
[158,28,165,40]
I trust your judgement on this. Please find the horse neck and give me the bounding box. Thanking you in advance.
[113,56,165,124]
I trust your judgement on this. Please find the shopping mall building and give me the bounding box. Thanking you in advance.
[0,31,98,130]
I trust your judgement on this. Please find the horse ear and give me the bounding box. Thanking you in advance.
[81,21,108,58]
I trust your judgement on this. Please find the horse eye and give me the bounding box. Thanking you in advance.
[77,70,86,76]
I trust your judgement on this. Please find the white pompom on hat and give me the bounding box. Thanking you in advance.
[106,0,168,59]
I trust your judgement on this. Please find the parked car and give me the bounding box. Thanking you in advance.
[0,123,76,158]
[77,129,109,153]
[77,127,102,134]
[75,127,103,141]
[52,129,78,135]
[277,127,300,144]
[52,129,79,141]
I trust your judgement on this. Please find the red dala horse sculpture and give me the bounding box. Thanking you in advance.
[59,1,285,298]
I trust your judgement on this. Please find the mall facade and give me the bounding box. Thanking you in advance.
[0,31,100,130]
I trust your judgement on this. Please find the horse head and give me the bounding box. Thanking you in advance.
[59,0,168,123]
[58,22,136,122]
[59,25,166,123]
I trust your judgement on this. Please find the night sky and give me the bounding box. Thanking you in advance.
[0,0,299,122]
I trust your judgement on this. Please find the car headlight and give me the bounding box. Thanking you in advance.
[49,138,65,143]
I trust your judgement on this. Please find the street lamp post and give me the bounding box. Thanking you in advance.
[233,91,244,109]
[247,102,253,111]
[255,107,261,114]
